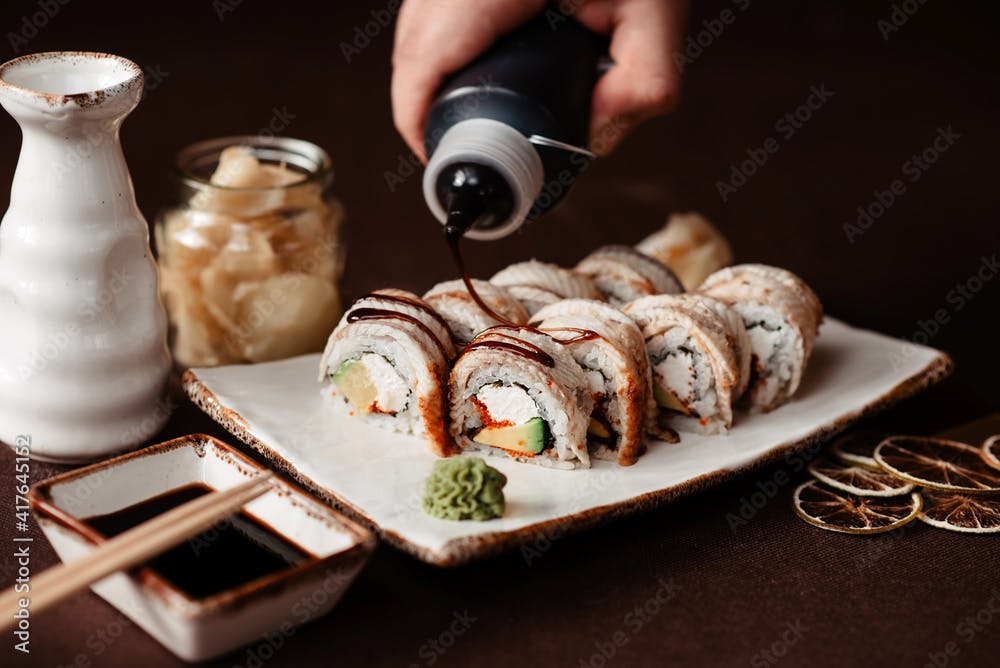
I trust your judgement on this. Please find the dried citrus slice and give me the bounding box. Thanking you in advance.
[808,458,914,497]
[830,431,883,469]
[792,480,922,534]
[982,435,1000,471]
[919,490,1000,533]
[875,436,1000,494]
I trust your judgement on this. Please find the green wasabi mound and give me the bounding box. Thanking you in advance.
[422,456,507,521]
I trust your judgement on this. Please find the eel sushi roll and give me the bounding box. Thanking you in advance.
[699,264,823,412]
[636,212,734,290]
[532,299,653,465]
[697,294,752,399]
[622,294,742,434]
[318,289,456,456]
[449,326,593,470]
[490,260,602,316]
[423,279,529,346]
[576,245,684,307]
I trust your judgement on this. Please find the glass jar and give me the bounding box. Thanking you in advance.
[154,136,344,367]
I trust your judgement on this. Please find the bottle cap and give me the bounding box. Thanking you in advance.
[423,119,544,240]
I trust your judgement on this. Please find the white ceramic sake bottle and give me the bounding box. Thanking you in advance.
[0,52,170,462]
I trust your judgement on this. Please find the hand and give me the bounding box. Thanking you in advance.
[391,0,688,161]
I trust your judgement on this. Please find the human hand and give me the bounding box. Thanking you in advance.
[391,0,688,161]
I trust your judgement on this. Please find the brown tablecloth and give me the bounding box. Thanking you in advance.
[1,1,998,666]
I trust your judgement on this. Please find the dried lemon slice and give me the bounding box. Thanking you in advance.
[793,481,922,534]
[919,490,1000,533]
[830,431,883,469]
[982,435,1000,471]
[808,458,914,497]
[875,436,1000,494]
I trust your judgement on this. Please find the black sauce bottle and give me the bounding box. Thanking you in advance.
[423,10,609,241]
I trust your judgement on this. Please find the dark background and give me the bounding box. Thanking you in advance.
[0,1,998,666]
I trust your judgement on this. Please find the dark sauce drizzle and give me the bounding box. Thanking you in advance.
[445,223,519,326]
[443,208,597,361]
[465,336,555,368]
[361,291,452,335]
[544,326,600,345]
[347,307,449,358]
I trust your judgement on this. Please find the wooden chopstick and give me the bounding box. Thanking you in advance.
[0,472,274,628]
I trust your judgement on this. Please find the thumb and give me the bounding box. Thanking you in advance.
[585,0,686,155]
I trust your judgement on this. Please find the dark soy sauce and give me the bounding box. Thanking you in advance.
[84,483,310,600]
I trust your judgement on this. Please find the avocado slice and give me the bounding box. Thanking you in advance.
[331,358,377,410]
[473,417,548,455]
[588,416,613,440]
[653,383,691,415]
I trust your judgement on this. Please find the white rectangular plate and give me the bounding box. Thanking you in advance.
[183,319,951,566]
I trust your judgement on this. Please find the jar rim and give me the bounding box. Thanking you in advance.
[172,135,333,191]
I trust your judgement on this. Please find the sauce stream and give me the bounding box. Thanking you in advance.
[445,222,519,326]
[443,211,596,362]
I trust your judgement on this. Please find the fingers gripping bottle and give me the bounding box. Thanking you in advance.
[422,11,609,240]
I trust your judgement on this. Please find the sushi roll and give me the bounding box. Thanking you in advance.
[699,264,823,412]
[623,294,742,434]
[576,245,684,307]
[636,212,734,290]
[423,279,529,347]
[449,326,593,470]
[318,289,456,456]
[532,299,653,465]
[696,294,752,399]
[490,260,602,316]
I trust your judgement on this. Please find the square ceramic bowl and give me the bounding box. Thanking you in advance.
[29,434,375,662]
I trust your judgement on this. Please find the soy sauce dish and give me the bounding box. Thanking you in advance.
[29,434,375,662]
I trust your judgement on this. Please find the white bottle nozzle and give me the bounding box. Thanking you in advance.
[423,118,544,241]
